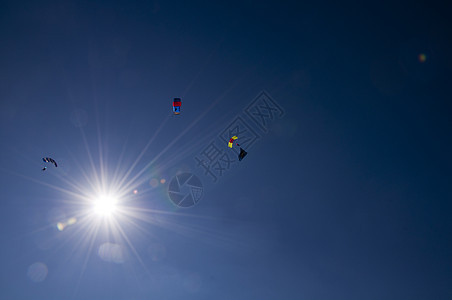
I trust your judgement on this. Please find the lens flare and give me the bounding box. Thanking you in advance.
[93,194,118,216]
[418,53,426,63]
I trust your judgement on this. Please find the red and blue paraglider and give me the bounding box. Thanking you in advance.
[173,98,181,115]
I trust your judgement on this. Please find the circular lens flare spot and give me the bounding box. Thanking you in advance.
[57,222,65,231]
[149,178,158,188]
[418,53,426,63]
[27,262,48,283]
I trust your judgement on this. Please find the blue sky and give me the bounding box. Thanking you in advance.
[0,1,451,299]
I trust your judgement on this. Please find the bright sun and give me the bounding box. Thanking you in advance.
[93,194,118,216]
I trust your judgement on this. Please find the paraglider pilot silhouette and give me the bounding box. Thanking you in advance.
[228,136,248,161]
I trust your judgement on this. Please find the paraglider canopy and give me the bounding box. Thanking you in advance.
[173,98,181,115]
[42,157,57,170]
[228,136,238,148]
[227,136,248,161]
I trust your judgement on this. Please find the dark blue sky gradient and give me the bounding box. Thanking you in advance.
[0,1,451,299]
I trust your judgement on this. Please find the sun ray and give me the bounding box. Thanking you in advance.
[72,219,101,297]
[78,122,103,191]
[110,217,151,276]
[111,121,134,190]
[116,112,172,190]
[10,68,256,297]
[117,80,243,196]
[9,170,93,204]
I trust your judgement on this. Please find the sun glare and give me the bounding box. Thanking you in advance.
[93,195,118,216]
